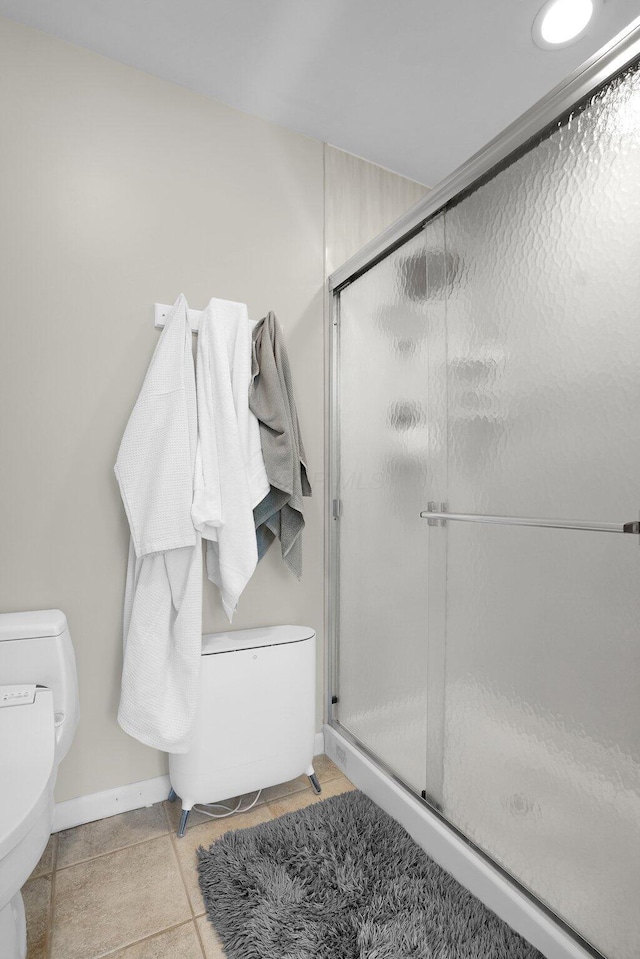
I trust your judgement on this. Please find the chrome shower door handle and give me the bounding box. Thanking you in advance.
[420,506,640,540]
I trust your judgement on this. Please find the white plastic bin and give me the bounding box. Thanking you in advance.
[168,624,319,834]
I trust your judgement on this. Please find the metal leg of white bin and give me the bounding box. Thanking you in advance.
[177,807,191,837]
[168,787,178,803]
[306,764,322,795]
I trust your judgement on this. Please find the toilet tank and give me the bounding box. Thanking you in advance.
[0,609,79,763]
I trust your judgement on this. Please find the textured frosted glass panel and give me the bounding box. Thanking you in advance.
[337,233,428,793]
[444,67,640,520]
[439,522,640,959]
[436,64,640,959]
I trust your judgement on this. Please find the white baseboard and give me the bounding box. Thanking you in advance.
[53,774,171,833]
[53,730,326,833]
[323,724,593,959]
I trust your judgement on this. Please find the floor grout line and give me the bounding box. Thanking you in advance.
[41,834,58,958]
[89,918,198,959]
[47,866,57,959]
[54,824,171,873]
[192,915,210,959]
[51,833,59,874]
[161,798,177,833]
[168,820,200,921]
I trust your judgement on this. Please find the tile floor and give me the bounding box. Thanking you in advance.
[24,756,355,959]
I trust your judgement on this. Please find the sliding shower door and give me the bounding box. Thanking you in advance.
[332,56,640,959]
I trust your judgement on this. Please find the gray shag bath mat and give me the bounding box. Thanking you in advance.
[197,790,542,958]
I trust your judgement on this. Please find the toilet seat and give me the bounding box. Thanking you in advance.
[0,687,56,862]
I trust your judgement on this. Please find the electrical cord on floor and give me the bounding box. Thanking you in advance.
[193,789,263,820]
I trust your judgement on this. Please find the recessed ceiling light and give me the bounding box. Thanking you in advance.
[532,0,596,49]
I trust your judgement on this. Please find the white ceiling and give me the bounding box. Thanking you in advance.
[1,0,638,185]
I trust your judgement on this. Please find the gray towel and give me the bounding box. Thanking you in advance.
[249,312,311,578]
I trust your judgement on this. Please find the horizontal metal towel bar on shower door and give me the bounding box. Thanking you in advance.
[420,505,640,536]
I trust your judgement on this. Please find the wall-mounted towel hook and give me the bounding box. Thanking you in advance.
[154,301,259,333]
[154,303,205,333]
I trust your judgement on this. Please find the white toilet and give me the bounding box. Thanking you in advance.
[0,609,79,959]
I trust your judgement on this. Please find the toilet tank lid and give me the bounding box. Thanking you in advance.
[0,609,68,641]
[202,624,315,655]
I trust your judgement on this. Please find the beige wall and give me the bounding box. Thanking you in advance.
[0,17,426,803]
[324,145,428,276]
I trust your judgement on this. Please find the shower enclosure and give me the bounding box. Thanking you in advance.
[327,20,640,959]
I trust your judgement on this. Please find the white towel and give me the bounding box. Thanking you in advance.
[115,295,202,753]
[192,298,268,621]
